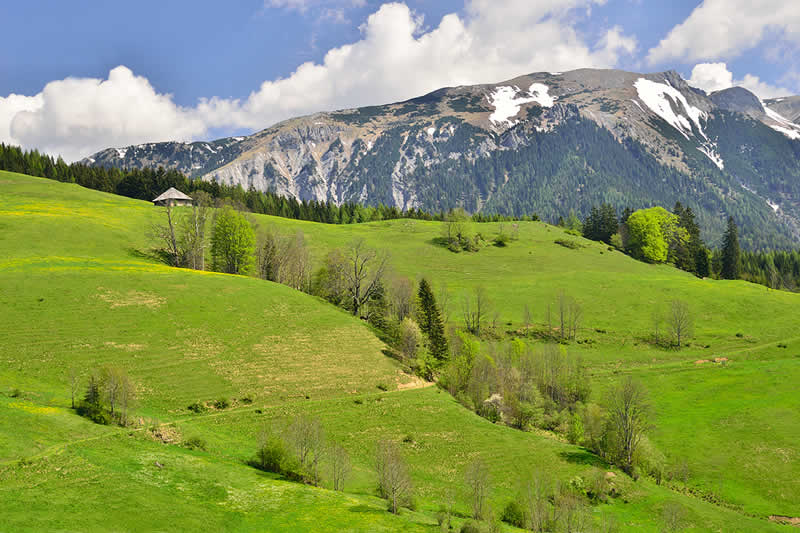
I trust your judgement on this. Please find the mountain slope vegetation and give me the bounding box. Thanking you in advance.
[1,172,799,531]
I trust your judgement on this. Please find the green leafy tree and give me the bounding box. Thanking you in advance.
[417,278,449,362]
[211,206,255,274]
[721,216,741,280]
[626,207,686,264]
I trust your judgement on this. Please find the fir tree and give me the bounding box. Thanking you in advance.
[416,278,449,362]
[721,216,741,280]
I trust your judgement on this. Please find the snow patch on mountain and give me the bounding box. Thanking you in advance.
[764,107,800,140]
[768,199,780,212]
[427,127,436,136]
[634,78,707,140]
[697,143,724,170]
[488,83,554,127]
[115,148,127,159]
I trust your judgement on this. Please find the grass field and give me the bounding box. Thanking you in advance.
[1,170,798,531]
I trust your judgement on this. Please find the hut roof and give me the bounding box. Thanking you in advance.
[153,187,193,203]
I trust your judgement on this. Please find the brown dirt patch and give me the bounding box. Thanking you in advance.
[769,516,800,526]
[96,287,165,309]
[148,424,181,444]
[396,374,434,390]
[104,341,144,352]
[714,357,729,363]
[694,359,710,365]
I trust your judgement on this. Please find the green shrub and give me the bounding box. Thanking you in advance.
[213,398,230,409]
[554,238,583,249]
[436,506,451,530]
[187,401,208,414]
[567,412,584,445]
[184,436,208,451]
[477,402,501,423]
[9,388,21,398]
[460,521,483,533]
[376,383,389,391]
[255,435,288,474]
[501,500,526,528]
[76,401,111,425]
[494,232,510,247]
[240,395,253,404]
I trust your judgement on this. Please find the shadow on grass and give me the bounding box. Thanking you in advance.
[426,236,451,248]
[348,504,385,515]
[126,246,165,264]
[558,449,609,468]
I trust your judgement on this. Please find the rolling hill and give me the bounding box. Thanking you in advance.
[2,171,799,531]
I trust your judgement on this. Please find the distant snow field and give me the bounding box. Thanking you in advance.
[764,107,800,140]
[488,83,554,127]
[634,78,727,169]
[633,78,707,141]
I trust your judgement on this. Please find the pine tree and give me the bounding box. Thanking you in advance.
[721,216,741,280]
[694,247,711,278]
[417,278,449,362]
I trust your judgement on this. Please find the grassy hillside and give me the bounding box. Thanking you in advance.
[1,171,798,531]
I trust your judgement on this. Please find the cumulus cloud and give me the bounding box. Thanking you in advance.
[647,0,800,65]
[1,66,206,162]
[0,1,636,161]
[199,1,636,130]
[688,62,792,99]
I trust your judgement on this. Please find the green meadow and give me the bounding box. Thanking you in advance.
[1,170,798,531]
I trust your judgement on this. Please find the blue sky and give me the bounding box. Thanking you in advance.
[1,0,798,161]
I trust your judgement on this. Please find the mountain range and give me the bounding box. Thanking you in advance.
[83,68,800,249]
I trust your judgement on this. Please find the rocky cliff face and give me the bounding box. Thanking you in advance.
[84,68,800,247]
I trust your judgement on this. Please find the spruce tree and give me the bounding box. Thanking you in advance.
[721,216,741,280]
[417,279,449,362]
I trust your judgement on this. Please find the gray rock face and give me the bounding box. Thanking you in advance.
[711,87,765,116]
[764,96,800,123]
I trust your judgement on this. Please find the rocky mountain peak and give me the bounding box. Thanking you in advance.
[710,87,765,116]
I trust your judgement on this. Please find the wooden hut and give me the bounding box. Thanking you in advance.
[152,187,193,207]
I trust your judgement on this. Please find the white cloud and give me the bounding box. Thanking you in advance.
[736,74,794,100]
[0,1,636,161]
[199,1,636,130]
[687,63,734,93]
[647,0,800,65]
[0,93,43,146]
[3,66,206,162]
[688,62,792,99]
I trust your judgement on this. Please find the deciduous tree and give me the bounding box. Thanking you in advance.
[607,377,651,475]
[376,440,413,514]
[211,206,255,274]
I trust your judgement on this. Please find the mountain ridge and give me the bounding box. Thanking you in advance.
[83,67,800,248]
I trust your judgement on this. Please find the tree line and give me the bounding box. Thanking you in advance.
[576,202,750,284]
[0,142,535,227]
